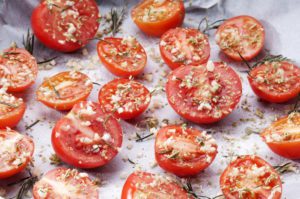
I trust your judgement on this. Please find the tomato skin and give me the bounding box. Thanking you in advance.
[31,0,99,52]
[52,101,123,169]
[155,125,217,177]
[220,155,282,199]
[166,62,242,124]
[121,171,193,199]
[215,15,265,61]
[97,37,147,77]
[131,0,185,37]
[0,48,38,92]
[33,167,99,199]
[98,78,151,120]
[36,71,93,111]
[248,62,300,103]
[261,112,300,159]
[160,28,210,70]
[0,129,34,179]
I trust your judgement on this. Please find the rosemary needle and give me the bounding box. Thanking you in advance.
[25,120,40,130]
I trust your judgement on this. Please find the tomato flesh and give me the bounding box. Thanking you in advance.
[220,155,282,199]
[131,0,185,37]
[31,0,99,52]
[155,125,217,177]
[0,48,38,92]
[0,129,34,179]
[261,112,300,159]
[33,167,98,199]
[97,37,147,77]
[248,61,300,103]
[121,171,192,199]
[0,92,26,128]
[166,62,242,124]
[52,101,123,168]
[36,71,93,111]
[98,78,151,120]
[160,28,210,70]
[216,15,265,61]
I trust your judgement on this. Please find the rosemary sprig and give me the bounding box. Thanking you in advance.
[274,162,298,174]
[16,176,38,199]
[136,132,154,142]
[25,119,40,130]
[198,17,226,34]
[0,101,18,108]
[183,179,224,199]
[110,7,126,36]
[252,54,290,68]
[22,29,35,55]
[37,56,58,65]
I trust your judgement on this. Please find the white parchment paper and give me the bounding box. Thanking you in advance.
[0,0,300,198]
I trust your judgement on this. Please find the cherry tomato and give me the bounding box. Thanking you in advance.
[155,125,217,177]
[33,167,98,199]
[36,71,93,111]
[160,28,210,70]
[98,78,151,120]
[248,61,300,103]
[131,0,185,37]
[97,37,147,77]
[0,91,26,129]
[31,0,100,52]
[52,101,123,168]
[216,15,265,61]
[261,112,300,159]
[220,155,282,199]
[0,129,34,179]
[166,61,242,124]
[0,48,38,92]
[121,171,193,199]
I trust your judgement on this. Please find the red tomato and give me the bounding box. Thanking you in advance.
[261,112,300,159]
[36,71,93,111]
[33,167,98,199]
[215,15,265,61]
[121,171,193,199]
[0,129,34,179]
[160,28,210,70]
[97,37,147,77]
[155,125,217,177]
[52,101,123,168]
[0,92,26,128]
[131,0,185,37]
[220,155,282,199]
[98,78,151,120]
[31,0,100,52]
[248,61,300,103]
[166,62,242,124]
[0,48,38,92]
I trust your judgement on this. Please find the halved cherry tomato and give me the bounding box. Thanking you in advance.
[98,78,151,120]
[155,125,217,177]
[160,28,210,70]
[33,167,98,199]
[36,71,93,111]
[248,61,300,103]
[166,61,242,124]
[220,155,282,199]
[52,101,123,168]
[0,48,38,92]
[261,112,300,159]
[131,0,185,37]
[31,0,100,52]
[0,91,26,128]
[215,15,265,61]
[0,129,34,179]
[97,37,147,77]
[121,171,193,199]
